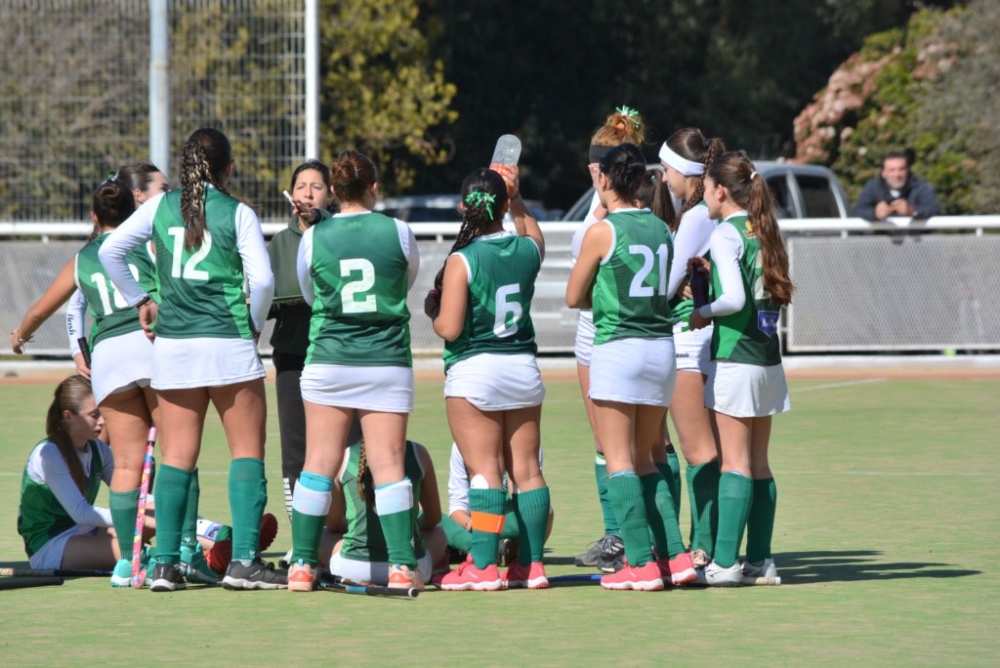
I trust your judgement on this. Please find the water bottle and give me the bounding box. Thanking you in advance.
[490,134,521,167]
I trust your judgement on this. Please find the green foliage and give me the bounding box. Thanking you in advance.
[320,0,457,192]
[826,2,1000,214]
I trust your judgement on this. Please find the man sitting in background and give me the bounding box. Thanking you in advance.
[853,151,941,221]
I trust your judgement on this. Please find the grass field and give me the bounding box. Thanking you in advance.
[0,371,997,666]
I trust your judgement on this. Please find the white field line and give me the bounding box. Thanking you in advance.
[794,378,887,393]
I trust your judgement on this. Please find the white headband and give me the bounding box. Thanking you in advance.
[658,143,705,176]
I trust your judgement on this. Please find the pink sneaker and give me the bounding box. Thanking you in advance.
[600,559,664,591]
[439,556,503,592]
[287,560,316,592]
[666,552,698,585]
[502,561,549,590]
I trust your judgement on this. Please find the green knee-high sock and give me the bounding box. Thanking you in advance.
[607,472,653,567]
[512,486,550,565]
[468,488,507,569]
[745,478,777,563]
[595,453,619,536]
[657,459,682,523]
[181,468,201,550]
[640,473,687,560]
[109,488,141,562]
[686,460,721,555]
[375,478,417,568]
[439,515,473,554]
[291,472,332,567]
[714,472,754,568]
[229,458,267,563]
[501,507,521,540]
[152,465,192,565]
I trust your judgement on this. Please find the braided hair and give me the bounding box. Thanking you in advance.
[356,438,375,507]
[180,128,234,251]
[433,168,509,291]
[665,128,725,219]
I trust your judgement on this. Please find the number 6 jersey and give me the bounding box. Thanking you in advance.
[298,211,419,367]
[442,231,540,371]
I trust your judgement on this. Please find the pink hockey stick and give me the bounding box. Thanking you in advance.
[131,427,156,588]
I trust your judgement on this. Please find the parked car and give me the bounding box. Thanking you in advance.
[560,161,850,221]
[376,194,550,225]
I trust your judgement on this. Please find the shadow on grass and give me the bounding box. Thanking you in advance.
[777,550,981,583]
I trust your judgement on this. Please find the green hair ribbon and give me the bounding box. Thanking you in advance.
[464,190,497,221]
[615,105,640,128]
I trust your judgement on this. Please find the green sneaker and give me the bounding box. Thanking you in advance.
[179,545,219,585]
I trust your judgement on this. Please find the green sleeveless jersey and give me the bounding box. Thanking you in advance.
[305,213,412,367]
[340,441,426,563]
[148,189,254,339]
[711,214,782,365]
[443,233,540,371]
[670,201,711,331]
[76,233,157,347]
[18,440,105,557]
[592,210,674,345]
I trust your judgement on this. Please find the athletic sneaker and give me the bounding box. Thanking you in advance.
[497,538,519,567]
[439,556,503,592]
[179,545,219,585]
[222,558,287,590]
[388,564,425,591]
[600,559,664,592]
[278,547,294,570]
[149,562,187,592]
[742,558,779,585]
[502,561,549,590]
[704,560,743,587]
[110,548,153,588]
[205,513,279,575]
[661,552,698,586]
[598,544,625,573]
[287,560,316,592]
[575,533,622,568]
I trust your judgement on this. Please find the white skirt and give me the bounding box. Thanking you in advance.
[706,361,791,418]
[92,329,153,405]
[330,550,433,586]
[673,323,713,375]
[445,353,545,411]
[589,337,676,407]
[152,336,265,390]
[573,310,596,367]
[301,364,414,413]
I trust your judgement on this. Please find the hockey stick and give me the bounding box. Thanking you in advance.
[132,427,156,588]
[0,576,64,591]
[77,337,91,369]
[0,568,110,578]
[547,574,602,583]
[317,573,419,599]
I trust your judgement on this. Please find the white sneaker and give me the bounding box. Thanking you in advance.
[704,560,743,587]
[741,558,780,585]
[278,547,293,570]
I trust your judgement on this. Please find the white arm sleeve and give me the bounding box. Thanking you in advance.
[297,226,315,306]
[668,207,717,299]
[447,443,470,516]
[395,219,420,290]
[99,195,160,306]
[698,224,747,318]
[234,203,275,333]
[31,443,113,527]
[66,289,87,356]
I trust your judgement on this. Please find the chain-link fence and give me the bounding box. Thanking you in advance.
[0,0,306,222]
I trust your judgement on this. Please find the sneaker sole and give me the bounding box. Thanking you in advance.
[287,580,316,592]
[150,578,186,592]
[109,575,131,587]
[600,578,664,591]
[440,579,503,592]
[741,575,782,586]
[505,576,549,590]
[221,576,287,590]
[670,567,698,586]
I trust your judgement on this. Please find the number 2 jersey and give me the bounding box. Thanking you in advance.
[442,232,540,371]
[591,209,674,345]
[298,211,418,367]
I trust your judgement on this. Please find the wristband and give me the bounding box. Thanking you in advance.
[135,296,152,310]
